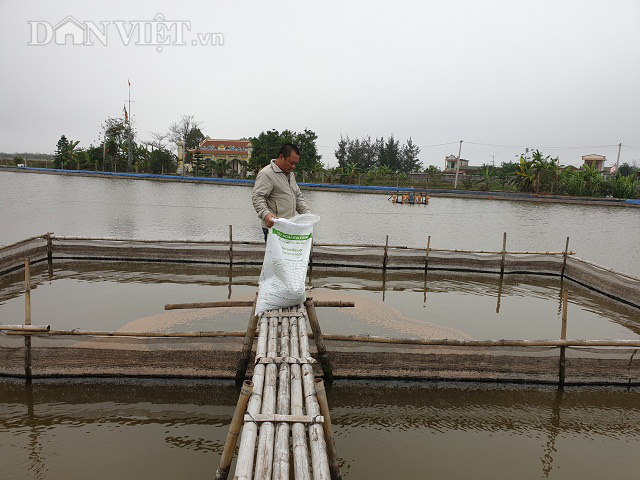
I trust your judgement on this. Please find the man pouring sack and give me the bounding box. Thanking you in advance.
[252,143,310,241]
[251,143,319,315]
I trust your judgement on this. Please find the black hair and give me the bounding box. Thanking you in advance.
[278,143,300,159]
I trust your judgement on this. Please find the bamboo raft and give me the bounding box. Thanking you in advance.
[216,301,341,480]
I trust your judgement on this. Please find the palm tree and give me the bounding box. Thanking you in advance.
[479,165,496,191]
[66,140,80,170]
[214,158,231,178]
[514,158,536,192]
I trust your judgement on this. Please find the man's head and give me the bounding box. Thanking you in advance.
[275,143,300,174]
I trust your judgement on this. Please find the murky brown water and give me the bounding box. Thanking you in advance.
[2,378,639,480]
[2,172,640,478]
[1,261,638,340]
[1,171,639,276]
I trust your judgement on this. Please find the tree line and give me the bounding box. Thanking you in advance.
[47,119,639,198]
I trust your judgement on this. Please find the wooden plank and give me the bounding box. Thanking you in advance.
[244,414,325,424]
[255,356,317,365]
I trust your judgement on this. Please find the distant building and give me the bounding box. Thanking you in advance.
[177,138,252,176]
[582,154,606,172]
[444,154,469,171]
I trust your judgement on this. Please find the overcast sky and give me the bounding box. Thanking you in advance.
[1,0,639,167]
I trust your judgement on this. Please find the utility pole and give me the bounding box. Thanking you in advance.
[454,140,463,189]
[491,154,497,166]
[615,143,622,172]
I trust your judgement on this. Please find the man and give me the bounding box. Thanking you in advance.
[252,143,310,240]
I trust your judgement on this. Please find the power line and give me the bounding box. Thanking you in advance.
[465,141,620,150]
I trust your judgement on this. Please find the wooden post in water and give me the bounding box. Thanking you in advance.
[558,288,568,389]
[424,235,431,272]
[500,232,507,275]
[215,380,253,480]
[561,237,570,279]
[304,298,333,384]
[383,235,389,271]
[496,273,504,314]
[235,297,258,386]
[315,378,342,480]
[46,234,53,266]
[229,225,233,265]
[24,258,32,379]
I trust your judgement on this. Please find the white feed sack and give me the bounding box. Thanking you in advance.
[255,214,320,316]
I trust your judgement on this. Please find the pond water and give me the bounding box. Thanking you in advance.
[0,262,638,340]
[1,171,640,479]
[1,171,639,276]
[2,378,639,480]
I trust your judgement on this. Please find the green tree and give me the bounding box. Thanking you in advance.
[214,157,231,177]
[149,148,178,174]
[423,165,441,187]
[478,165,496,191]
[192,147,205,174]
[249,129,322,174]
[54,135,70,169]
[399,138,423,173]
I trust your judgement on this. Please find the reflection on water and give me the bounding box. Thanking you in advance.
[1,378,638,479]
[1,261,638,340]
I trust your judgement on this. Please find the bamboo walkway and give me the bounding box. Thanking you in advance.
[216,302,341,480]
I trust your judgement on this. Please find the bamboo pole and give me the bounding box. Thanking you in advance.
[233,315,268,480]
[500,232,507,275]
[272,314,291,480]
[318,334,640,348]
[236,297,258,386]
[5,328,640,348]
[297,306,331,480]
[24,258,32,379]
[7,329,247,338]
[46,234,53,266]
[254,315,278,480]
[0,233,53,252]
[0,325,50,333]
[216,380,254,480]
[229,225,234,265]
[165,300,354,310]
[290,315,312,480]
[559,288,568,389]
[314,378,342,480]
[424,235,431,272]
[496,277,503,314]
[304,299,333,383]
[560,237,570,278]
[383,235,389,271]
[25,258,31,326]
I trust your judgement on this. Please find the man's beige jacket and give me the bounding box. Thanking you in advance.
[252,159,310,227]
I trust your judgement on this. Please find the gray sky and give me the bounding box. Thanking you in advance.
[1,0,639,167]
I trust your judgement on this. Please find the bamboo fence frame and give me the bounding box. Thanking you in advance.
[4,328,640,348]
[45,234,578,257]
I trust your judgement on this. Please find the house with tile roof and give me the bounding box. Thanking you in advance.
[177,138,252,176]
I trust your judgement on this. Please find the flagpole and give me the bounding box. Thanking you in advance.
[127,80,132,167]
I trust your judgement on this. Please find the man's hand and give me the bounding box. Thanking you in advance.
[264,213,276,228]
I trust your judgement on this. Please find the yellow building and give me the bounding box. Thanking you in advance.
[177,138,252,175]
